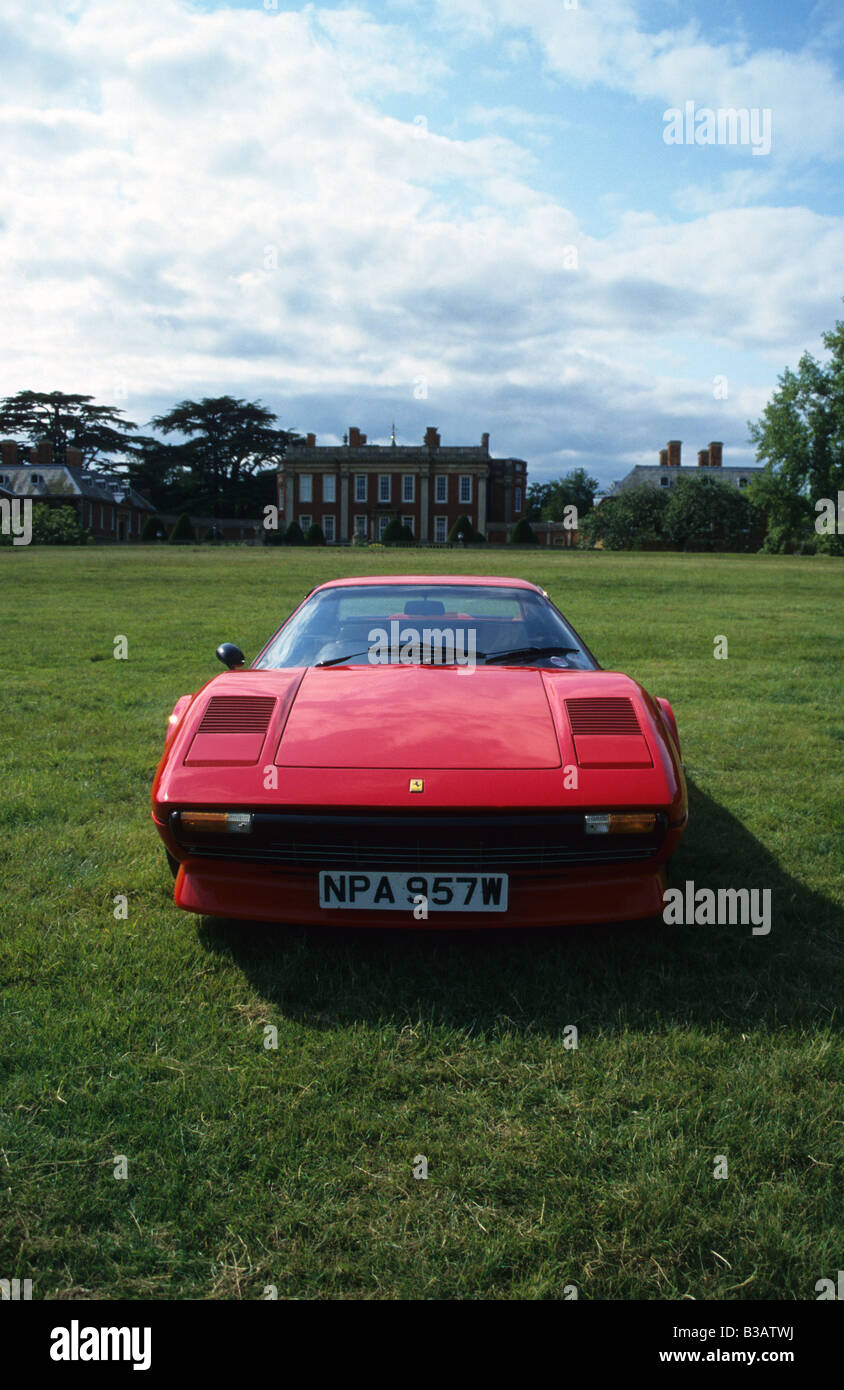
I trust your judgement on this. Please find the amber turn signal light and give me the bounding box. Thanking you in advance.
[584,812,656,835]
[179,811,253,834]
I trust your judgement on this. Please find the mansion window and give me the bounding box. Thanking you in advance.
[434,515,447,543]
[402,474,415,503]
[354,474,367,502]
[323,515,335,542]
[402,515,414,536]
[459,475,472,504]
[299,474,312,503]
[323,474,336,503]
[379,474,391,503]
[434,475,447,503]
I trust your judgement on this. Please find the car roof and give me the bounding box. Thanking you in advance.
[311,575,543,592]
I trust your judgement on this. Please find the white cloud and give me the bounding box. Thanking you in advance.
[438,0,844,163]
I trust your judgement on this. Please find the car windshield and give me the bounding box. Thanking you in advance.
[253,583,598,670]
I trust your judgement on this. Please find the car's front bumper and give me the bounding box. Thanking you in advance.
[169,855,670,927]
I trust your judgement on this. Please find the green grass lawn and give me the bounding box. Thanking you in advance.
[1,545,842,1300]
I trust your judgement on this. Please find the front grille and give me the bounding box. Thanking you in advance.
[171,811,666,871]
[565,697,641,735]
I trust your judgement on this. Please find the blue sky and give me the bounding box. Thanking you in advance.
[2,0,843,488]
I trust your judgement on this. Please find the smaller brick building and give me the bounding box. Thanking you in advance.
[608,440,762,495]
[0,440,157,540]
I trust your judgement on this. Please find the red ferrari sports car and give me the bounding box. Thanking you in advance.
[152,575,687,926]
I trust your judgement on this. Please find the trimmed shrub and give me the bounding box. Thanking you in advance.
[509,518,539,546]
[168,513,195,544]
[141,514,167,542]
[283,521,305,545]
[305,522,325,546]
[447,514,475,544]
[381,517,406,546]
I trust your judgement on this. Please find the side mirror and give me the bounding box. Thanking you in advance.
[216,642,245,670]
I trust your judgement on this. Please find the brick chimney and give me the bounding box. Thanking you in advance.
[697,449,709,467]
[659,448,668,467]
[65,446,83,468]
[708,440,723,468]
[481,432,490,454]
[667,440,682,467]
[32,439,53,466]
[348,427,363,448]
[306,432,316,447]
[1,440,18,470]
[424,426,440,451]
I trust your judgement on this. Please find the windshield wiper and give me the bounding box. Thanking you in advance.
[314,650,370,667]
[315,646,471,668]
[483,645,581,665]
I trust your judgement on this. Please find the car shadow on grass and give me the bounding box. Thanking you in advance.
[197,779,843,1037]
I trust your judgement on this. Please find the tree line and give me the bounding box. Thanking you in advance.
[3,302,843,551]
[0,391,299,519]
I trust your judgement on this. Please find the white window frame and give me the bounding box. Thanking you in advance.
[514,486,522,512]
[660,476,670,488]
[323,474,336,503]
[434,515,447,543]
[322,514,335,542]
[354,514,367,538]
[378,515,390,539]
[434,475,447,503]
[354,474,367,503]
[459,475,472,504]
[378,474,391,503]
[299,514,312,532]
[299,473,313,503]
[402,474,415,503]
[401,515,414,536]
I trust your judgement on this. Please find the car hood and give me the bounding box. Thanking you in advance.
[152,665,685,817]
[276,665,561,770]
